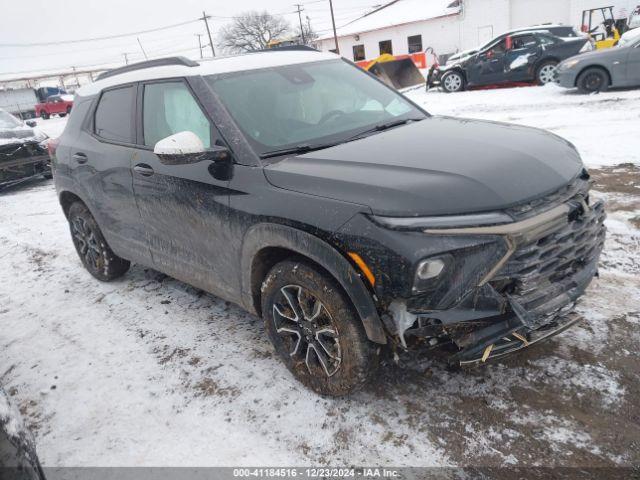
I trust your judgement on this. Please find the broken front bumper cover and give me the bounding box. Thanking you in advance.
[387,196,606,365]
[0,142,50,190]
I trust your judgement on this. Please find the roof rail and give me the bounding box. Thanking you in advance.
[256,45,319,53]
[96,56,199,81]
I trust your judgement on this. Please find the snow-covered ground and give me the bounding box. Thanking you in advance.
[1,86,639,468]
[407,83,640,168]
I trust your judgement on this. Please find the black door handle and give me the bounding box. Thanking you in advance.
[133,163,155,176]
[73,152,88,164]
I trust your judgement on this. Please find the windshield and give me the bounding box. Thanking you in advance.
[205,60,426,156]
[0,110,23,129]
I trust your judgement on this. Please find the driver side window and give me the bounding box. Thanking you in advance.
[488,39,507,56]
[143,81,212,148]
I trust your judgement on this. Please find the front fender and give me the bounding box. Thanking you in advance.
[240,223,387,344]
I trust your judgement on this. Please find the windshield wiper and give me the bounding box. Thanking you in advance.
[346,117,424,142]
[259,142,339,159]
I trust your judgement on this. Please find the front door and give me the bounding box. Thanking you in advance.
[468,38,508,86]
[624,43,640,86]
[131,79,236,298]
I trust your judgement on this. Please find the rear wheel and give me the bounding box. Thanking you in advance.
[441,70,465,93]
[536,60,559,85]
[67,202,130,281]
[576,67,610,94]
[261,260,379,396]
[40,111,49,120]
[58,113,67,118]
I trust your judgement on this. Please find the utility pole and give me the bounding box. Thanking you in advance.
[294,4,306,44]
[195,34,204,59]
[200,11,216,57]
[122,53,129,65]
[329,0,340,53]
[137,37,148,60]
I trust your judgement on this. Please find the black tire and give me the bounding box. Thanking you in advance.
[536,60,559,85]
[67,202,130,281]
[441,70,465,93]
[261,260,379,396]
[42,172,53,180]
[59,113,67,118]
[40,111,49,120]
[576,67,610,94]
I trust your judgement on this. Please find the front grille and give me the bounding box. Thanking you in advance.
[493,200,606,328]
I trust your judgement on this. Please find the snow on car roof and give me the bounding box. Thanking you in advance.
[319,0,461,40]
[77,49,340,97]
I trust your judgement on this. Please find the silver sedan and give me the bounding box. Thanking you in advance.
[557,29,640,93]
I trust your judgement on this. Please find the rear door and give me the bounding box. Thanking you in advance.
[505,34,541,82]
[131,78,236,298]
[70,84,151,264]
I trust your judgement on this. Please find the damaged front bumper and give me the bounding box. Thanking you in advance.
[0,142,50,190]
[385,193,606,365]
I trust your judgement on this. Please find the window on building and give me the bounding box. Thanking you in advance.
[379,40,393,55]
[94,86,135,143]
[143,81,212,148]
[352,44,366,61]
[407,35,423,53]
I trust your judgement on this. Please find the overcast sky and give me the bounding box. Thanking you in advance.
[1,0,379,75]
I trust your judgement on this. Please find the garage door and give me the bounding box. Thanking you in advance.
[510,0,571,29]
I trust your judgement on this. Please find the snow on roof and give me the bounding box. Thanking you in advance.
[320,0,461,40]
[77,50,339,97]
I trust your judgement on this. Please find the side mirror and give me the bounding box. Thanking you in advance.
[153,131,230,165]
[26,120,37,128]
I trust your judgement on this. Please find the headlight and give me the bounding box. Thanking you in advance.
[560,59,581,70]
[413,255,450,293]
[370,212,513,231]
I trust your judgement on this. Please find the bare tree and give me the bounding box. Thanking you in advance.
[219,11,291,52]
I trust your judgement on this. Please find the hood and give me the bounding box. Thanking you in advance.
[561,46,623,65]
[264,117,583,217]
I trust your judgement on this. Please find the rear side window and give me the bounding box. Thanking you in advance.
[94,86,135,143]
[143,81,211,148]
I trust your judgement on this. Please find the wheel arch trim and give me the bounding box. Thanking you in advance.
[240,223,387,344]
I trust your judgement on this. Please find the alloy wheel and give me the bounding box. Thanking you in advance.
[584,72,604,91]
[272,285,342,377]
[538,64,558,84]
[443,73,463,92]
[71,216,103,270]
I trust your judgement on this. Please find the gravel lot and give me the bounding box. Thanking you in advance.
[1,85,639,469]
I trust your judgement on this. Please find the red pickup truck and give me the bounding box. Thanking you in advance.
[35,94,73,120]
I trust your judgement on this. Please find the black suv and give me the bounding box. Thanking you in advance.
[429,28,592,92]
[52,51,605,396]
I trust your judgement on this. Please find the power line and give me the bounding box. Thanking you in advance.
[0,19,200,48]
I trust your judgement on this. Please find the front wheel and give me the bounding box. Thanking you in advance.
[441,71,465,93]
[536,61,559,85]
[261,260,379,396]
[576,67,610,94]
[40,111,49,120]
[67,202,130,281]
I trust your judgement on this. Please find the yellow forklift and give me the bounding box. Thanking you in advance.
[581,6,621,49]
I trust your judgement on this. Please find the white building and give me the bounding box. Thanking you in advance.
[316,0,639,63]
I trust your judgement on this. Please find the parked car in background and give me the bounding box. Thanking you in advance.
[0,109,51,191]
[429,29,592,92]
[556,26,640,93]
[0,87,67,120]
[34,95,73,120]
[0,387,45,479]
[52,52,605,395]
[444,24,584,66]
